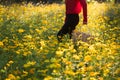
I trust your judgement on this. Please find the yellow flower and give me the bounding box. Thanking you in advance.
[23,51,31,56]
[78,62,84,67]
[6,63,10,67]
[44,76,53,80]
[49,63,61,69]
[65,61,72,65]
[87,66,93,71]
[22,70,28,77]
[64,70,75,76]
[24,35,32,39]
[106,63,113,67]
[53,69,57,73]
[56,50,63,57]
[96,55,102,60]
[98,77,104,80]
[95,42,106,48]
[55,63,61,68]
[5,79,10,80]
[40,40,45,47]
[8,60,14,64]
[42,20,47,24]
[90,72,99,76]
[38,69,48,74]
[84,55,92,62]
[16,50,21,55]
[0,41,4,46]
[90,77,97,80]
[4,66,7,70]
[103,69,110,76]
[35,29,41,33]
[18,29,25,33]
[73,54,79,60]
[23,61,36,68]
[5,74,16,80]
[88,45,96,53]
[80,66,87,74]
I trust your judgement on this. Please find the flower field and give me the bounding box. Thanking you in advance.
[0,2,120,80]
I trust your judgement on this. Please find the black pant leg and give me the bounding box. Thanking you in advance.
[57,14,79,40]
[67,14,79,37]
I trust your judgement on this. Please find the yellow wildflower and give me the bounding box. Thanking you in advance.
[6,74,16,80]
[73,54,79,60]
[4,66,7,70]
[84,55,92,62]
[80,66,87,74]
[103,69,110,76]
[106,63,113,67]
[56,50,63,57]
[53,69,58,73]
[8,60,14,64]
[98,77,104,80]
[16,50,21,55]
[88,45,96,53]
[5,79,10,80]
[90,77,97,80]
[65,61,72,65]
[42,20,47,24]
[87,66,93,71]
[64,70,75,76]
[95,42,106,48]
[24,35,32,39]
[40,40,45,47]
[23,61,36,68]
[96,55,102,60]
[18,29,25,33]
[23,51,31,56]
[78,62,84,67]
[55,63,61,68]
[44,76,53,80]
[22,70,28,77]
[35,29,41,33]
[6,63,10,67]
[0,41,4,46]
[90,72,99,76]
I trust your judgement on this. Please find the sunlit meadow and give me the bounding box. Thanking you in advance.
[0,2,120,80]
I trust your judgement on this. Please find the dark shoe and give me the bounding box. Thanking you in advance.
[57,31,63,42]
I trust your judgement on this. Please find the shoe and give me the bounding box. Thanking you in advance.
[57,31,63,42]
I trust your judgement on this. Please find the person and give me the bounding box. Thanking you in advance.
[57,0,88,42]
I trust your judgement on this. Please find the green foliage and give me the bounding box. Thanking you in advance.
[0,3,120,80]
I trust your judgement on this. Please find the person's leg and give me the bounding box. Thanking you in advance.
[57,14,79,42]
[68,14,79,38]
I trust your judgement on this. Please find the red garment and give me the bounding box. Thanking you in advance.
[65,0,87,23]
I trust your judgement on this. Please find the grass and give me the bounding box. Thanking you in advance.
[0,2,120,80]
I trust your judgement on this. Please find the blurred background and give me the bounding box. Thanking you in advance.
[0,0,120,5]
